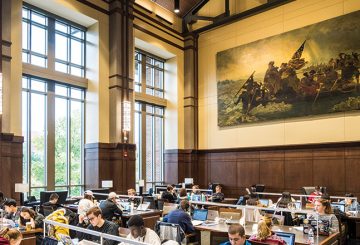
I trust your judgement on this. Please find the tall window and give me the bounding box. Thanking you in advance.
[22,77,85,197]
[22,5,86,197]
[22,5,85,77]
[135,50,165,190]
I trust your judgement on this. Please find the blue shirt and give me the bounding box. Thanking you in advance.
[163,209,195,234]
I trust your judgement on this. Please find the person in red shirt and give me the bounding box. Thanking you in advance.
[308,186,322,203]
[248,218,286,245]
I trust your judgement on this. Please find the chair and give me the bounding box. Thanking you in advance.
[219,208,242,220]
[155,221,185,244]
[163,203,178,216]
[155,221,198,245]
[143,196,156,209]
[247,240,282,245]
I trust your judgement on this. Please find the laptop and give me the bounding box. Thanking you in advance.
[192,209,208,226]
[162,204,178,215]
[294,201,302,210]
[207,210,219,221]
[120,201,130,212]
[306,218,331,235]
[259,199,269,207]
[274,232,295,245]
[137,202,150,211]
[331,203,345,213]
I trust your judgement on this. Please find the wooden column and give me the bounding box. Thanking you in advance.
[84,0,136,192]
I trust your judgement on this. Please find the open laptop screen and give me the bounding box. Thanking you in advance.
[259,199,269,207]
[192,209,208,221]
[274,232,295,245]
[331,203,345,213]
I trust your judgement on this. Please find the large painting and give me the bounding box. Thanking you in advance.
[217,11,360,127]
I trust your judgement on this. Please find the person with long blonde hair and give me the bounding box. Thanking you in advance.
[248,218,285,245]
[0,228,22,245]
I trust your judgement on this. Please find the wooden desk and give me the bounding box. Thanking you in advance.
[21,228,43,245]
[121,209,162,229]
[195,223,339,245]
[342,212,360,239]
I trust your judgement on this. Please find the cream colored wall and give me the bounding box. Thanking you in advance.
[134,18,185,149]
[198,0,360,149]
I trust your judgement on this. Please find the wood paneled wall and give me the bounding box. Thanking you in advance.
[0,133,23,201]
[164,142,360,199]
[85,143,136,193]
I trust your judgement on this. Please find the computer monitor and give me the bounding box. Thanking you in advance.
[40,190,68,205]
[294,201,301,210]
[191,194,201,201]
[331,203,345,213]
[90,188,110,200]
[274,232,295,245]
[259,199,269,207]
[192,209,208,221]
[184,178,193,185]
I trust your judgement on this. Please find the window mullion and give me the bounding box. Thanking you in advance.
[47,83,55,190]
[67,96,71,193]
[48,17,55,71]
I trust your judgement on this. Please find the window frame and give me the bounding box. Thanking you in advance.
[22,76,85,197]
[134,50,166,191]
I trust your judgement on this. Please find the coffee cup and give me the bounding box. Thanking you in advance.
[26,222,32,231]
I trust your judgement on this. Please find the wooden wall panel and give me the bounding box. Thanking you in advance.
[259,160,284,191]
[210,160,237,186]
[84,143,136,194]
[237,160,259,188]
[164,142,360,198]
[284,159,313,190]
[313,159,345,192]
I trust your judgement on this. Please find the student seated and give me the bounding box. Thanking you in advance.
[78,190,96,217]
[211,185,225,202]
[127,189,140,207]
[191,185,200,195]
[19,207,44,229]
[3,199,20,223]
[307,198,339,234]
[248,218,286,245]
[340,193,359,212]
[163,200,194,234]
[77,206,119,245]
[0,228,22,245]
[42,193,61,212]
[99,192,122,221]
[120,215,161,245]
[0,192,7,209]
[161,185,177,203]
[220,224,246,245]
[176,188,188,204]
[308,186,322,203]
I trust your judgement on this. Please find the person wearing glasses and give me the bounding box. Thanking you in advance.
[220,224,246,245]
[77,206,119,245]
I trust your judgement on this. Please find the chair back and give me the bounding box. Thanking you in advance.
[155,221,185,245]
[219,208,242,220]
[248,240,281,245]
[163,203,179,216]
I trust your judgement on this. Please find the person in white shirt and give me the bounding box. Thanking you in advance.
[120,215,161,245]
[78,190,96,217]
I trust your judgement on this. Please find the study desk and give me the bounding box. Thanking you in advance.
[195,223,339,245]
[21,228,43,245]
[342,212,360,239]
[121,209,162,229]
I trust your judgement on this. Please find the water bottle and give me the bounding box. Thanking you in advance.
[308,228,314,245]
[201,193,206,202]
